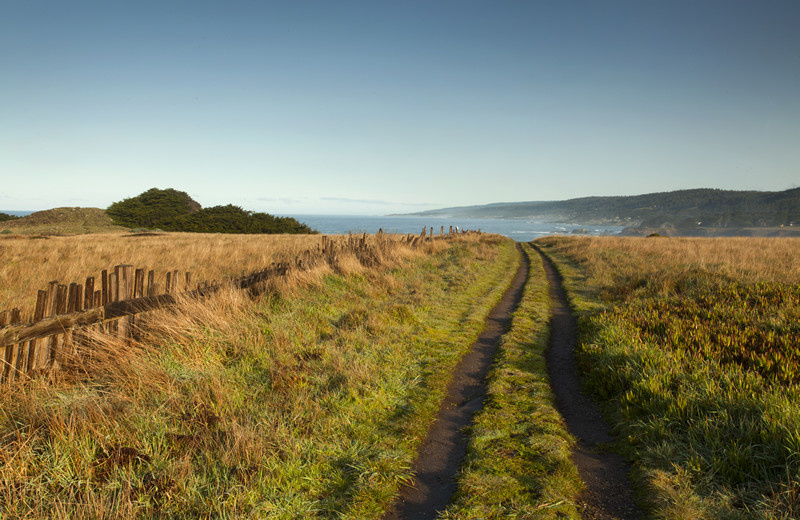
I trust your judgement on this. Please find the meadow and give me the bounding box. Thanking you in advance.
[536,236,800,519]
[0,231,529,518]
[6,230,798,518]
[0,232,403,317]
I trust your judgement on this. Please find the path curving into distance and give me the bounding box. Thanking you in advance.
[533,244,641,520]
[382,244,529,520]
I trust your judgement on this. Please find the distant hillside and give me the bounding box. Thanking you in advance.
[1,207,126,235]
[405,188,800,237]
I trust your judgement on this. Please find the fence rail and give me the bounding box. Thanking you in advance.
[1,227,479,383]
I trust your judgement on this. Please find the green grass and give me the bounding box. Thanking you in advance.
[441,242,581,520]
[536,236,800,520]
[0,236,519,519]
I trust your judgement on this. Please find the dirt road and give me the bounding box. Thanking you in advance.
[534,245,641,520]
[382,244,529,520]
[383,244,641,519]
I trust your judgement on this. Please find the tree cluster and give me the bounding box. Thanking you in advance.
[107,188,314,234]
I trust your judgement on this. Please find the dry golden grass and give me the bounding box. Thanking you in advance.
[0,231,424,317]
[537,236,800,289]
[0,232,512,518]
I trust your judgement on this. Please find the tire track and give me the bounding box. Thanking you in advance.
[533,244,641,520]
[382,244,529,520]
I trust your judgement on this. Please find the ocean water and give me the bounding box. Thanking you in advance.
[287,215,625,242]
[2,210,625,241]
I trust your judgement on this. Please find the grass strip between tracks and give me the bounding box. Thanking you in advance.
[441,242,582,520]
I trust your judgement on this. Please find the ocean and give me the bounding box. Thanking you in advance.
[2,210,625,241]
[286,215,625,242]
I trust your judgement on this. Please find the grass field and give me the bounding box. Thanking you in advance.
[537,236,800,519]
[7,230,797,518]
[0,231,416,317]
[0,232,520,518]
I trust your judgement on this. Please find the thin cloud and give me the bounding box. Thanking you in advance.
[255,197,306,205]
[321,197,438,207]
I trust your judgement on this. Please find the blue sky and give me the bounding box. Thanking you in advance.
[2,1,798,215]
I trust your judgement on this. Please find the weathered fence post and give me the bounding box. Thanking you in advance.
[108,271,119,336]
[2,307,23,382]
[101,269,109,305]
[84,277,95,310]
[134,269,145,299]
[147,270,156,297]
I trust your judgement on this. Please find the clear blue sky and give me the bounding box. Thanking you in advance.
[2,1,798,215]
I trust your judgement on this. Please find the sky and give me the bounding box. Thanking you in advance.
[2,1,799,215]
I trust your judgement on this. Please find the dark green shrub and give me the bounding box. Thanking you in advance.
[107,189,314,234]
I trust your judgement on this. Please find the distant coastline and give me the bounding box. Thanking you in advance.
[397,187,800,237]
[285,214,624,242]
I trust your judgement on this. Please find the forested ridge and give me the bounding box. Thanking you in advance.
[407,187,800,235]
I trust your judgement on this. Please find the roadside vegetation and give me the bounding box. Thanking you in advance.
[443,242,581,519]
[536,236,800,519]
[0,232,328,314]
[0,233,518,518]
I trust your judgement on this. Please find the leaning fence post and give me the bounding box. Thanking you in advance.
[134,269,145,299]
[49,284,69,368]
[116,265,134,301]
[84,277,95,309]
[147,270,155,297]
[101,270,109,305]
[67,283,80,313]
[108,271,119,336]
[30,282,58,371]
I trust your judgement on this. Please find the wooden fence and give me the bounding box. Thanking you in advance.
[0,228,478,383]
